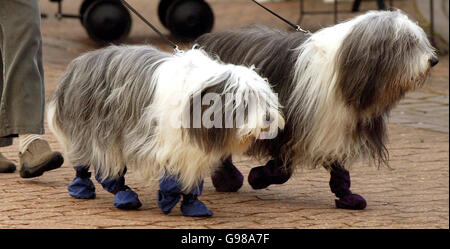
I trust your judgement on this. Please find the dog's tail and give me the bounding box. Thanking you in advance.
[47,97,70,156]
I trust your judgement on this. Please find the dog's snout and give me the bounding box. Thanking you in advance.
[429,56,439,67]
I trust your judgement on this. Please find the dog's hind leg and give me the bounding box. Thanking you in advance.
[211,156,244,192]
[158,174,213,217]
[68,165,96,199]
[329,163,367,210]
[94,167,142,210]
[181,181,213,217]
[248,158,292,190]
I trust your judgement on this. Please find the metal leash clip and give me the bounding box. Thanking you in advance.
[295,25,310,34]
[173,45,184,54]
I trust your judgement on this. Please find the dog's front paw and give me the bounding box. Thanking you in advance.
[248,165,273,189]
[335,193,367,210]
[114,187,142,210]
[248,160,291,189]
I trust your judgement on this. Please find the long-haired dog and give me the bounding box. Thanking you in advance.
[47,45,284,216]
[195,10,438,209]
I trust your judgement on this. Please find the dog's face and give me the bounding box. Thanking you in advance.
[335,10,438,116]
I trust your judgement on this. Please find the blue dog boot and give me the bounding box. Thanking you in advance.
[68,166,96,199]
[95,168,142,210]
[180,182,213,217]
[157,175,182,214]
[113,186,142,210]
[181,194,213,217]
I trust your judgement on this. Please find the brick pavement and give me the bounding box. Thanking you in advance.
[0,0,448,229]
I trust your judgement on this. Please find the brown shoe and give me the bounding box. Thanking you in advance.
[0,152,16,173]
[19,139,64,178]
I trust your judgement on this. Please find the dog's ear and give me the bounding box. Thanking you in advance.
[335,12,415,114]
[182,73,238,153]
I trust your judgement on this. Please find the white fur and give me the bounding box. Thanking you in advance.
[286,10,435,168]
[47,46,284,192]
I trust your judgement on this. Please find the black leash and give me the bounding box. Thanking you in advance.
[120,0,182,53]
[250,0,309,33]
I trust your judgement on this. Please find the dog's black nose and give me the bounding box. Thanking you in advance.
[429,56,439,67]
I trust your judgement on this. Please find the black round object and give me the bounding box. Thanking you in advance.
[82,0,132,45]
[165,0,214,41]
[158,0,176,28]
[79,0,96,22]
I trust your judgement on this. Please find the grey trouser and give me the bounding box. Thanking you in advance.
[0,0,45,147]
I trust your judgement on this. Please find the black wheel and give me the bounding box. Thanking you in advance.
[165,0,214,41]
[158,0,176,28]
[79,0,96,24]
[82,0,132,45]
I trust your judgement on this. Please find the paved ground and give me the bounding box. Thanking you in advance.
[0,0,448,228]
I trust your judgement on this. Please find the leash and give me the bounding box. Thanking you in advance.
[250,0,310,33]
[120,0,182,53]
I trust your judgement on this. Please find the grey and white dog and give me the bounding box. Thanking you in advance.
[195,10,438,209]
[47,45,284,215]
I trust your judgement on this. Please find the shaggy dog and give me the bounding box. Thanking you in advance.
[195,10,438,209]
[47,45,284,216]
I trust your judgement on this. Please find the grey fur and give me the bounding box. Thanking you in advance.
[51,45,169,176]
[48,44,284,190]
[196,10,436,170]
[196,25,311,160]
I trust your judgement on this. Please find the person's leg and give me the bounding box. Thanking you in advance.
[0,151,15,173]
[0,0,45,137]
[0,128,15,174]
[211,156,244,192]
[0,16,15,174]
[329,162,367,210]
[0,0,63,178]
[94,167,142,210]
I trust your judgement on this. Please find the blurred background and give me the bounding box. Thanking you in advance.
[36,0,449,137]
[0,0,446,229]
[38,0,449,141]
[39,0,449,53]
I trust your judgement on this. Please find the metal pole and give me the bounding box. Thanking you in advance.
[430,0,435,46]
[334,0,338,24]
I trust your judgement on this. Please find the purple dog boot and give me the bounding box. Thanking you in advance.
[95,168,142,210]
[157,175,182,214]
[335,193,367,210]
[211,156,244,192]
[248,159,292,189]
[68,166,96,199]
[180,181,213,217]
[329,164,367,210]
